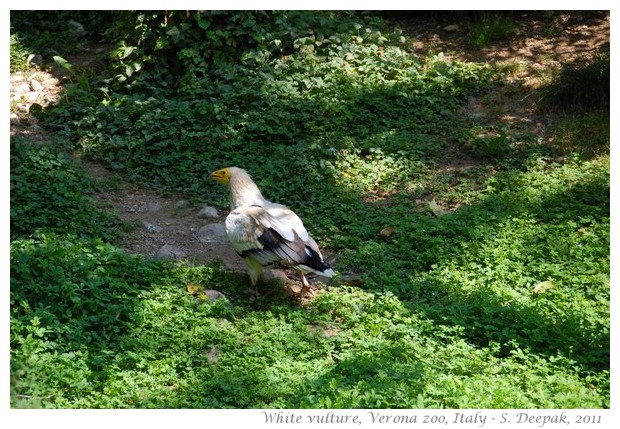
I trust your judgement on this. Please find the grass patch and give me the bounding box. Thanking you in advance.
[537,51,610,112]
[471,14,515,48]
[548,111,610,158]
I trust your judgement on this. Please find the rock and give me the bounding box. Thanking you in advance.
[339,273,363,286]
[204,290,228,301]
[154,244,187,260]
[26,54,43,66]
[262,269,290,284]
[196,223,227,243]
[13,82,31,94]
[175,200,190,209]
[67,19,86,37]
[198,206,219,218]
[24,92,40,103]
[10,112,20,122]
[29,79,44,91]
[147,201,162,212]
[443,24,460,33]
[143,221,162,233]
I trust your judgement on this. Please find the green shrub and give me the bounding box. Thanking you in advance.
[10,32,31,73]
[537,51,610,112]
[471,14,515,47]
[10,139,123,240]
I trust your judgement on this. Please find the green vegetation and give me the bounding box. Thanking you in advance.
[10,11,609,409]
[10,32,31,73]
[537,51,610,113]
[471,14,516,48]
[10,139,125,240]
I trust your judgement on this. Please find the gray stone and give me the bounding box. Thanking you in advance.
[443,24,460,33]
[147,201,162,212]
[175,200,190,209]
[13,82,31,94]
[154,244,187,260]
[143,221,162,233]
[10,112,21,124]
[67,19,86,37]
[26,54,43,66]
[198,206,219,218]
[262,269,289,283]
[196,223,227,243]
[29,79,44,91]
[204,290,228,301]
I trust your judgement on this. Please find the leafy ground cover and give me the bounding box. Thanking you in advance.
[10,11,609,408]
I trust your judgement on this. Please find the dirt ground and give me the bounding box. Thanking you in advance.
[9,11,610,279]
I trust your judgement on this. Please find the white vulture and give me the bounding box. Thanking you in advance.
[211,167,334,296]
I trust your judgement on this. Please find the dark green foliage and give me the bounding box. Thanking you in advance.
[547,111,609,158]
[10,10,117,63]
[10,233,172,407]
[537,51,610,112]
[471,14,516,47]
[10,32,31,73]
[10,139,123,240]
[106,11,391,92]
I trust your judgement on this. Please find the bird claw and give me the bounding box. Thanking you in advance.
[299,284,318,299]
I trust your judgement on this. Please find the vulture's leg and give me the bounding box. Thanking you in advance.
[246,258,263,295]
[298,271,317,298]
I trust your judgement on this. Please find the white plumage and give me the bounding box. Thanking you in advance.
[211,167,333,296]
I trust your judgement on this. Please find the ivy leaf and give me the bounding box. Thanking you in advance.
[53,55,73,72]
[533,280,554,295]
[198,18,210,30]
[429,198,449,217]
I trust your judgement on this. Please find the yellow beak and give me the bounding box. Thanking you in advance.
[210,168,230,184]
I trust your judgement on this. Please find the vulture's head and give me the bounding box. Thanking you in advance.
[211,167,233,185]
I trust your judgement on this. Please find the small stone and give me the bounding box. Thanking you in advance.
[443,24,460,33]
[198,206,219,218]
[262,269,289,284]
[175,200,190,209]
[147,201,162,212]
[196,223,227,243]
[143,221,162,233]
[154,244,187,260]
[27,54,43,66]
[67,19,86,37]
[204,290,227,301]
[29,79,44,91]
[13,82,31,94]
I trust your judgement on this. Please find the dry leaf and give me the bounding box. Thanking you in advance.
[429,198,449,217]
[187,282,203,295]
[533,280,554,294]
[380,227,396,237]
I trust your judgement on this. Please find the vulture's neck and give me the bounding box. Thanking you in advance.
[229,174,266,209]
